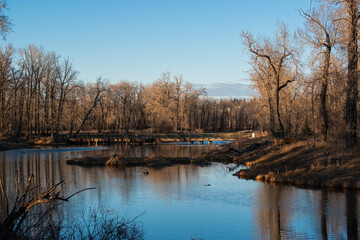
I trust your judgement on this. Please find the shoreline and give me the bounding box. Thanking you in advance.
[0,131,248,151]
[4,135,360,190]
[0,137,70,151]
[230,138,360,190]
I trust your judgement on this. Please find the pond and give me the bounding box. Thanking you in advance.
[0,143,359,239]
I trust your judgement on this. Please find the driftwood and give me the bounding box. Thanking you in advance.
[0,173,95,238]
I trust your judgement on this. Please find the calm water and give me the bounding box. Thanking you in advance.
[0,143,359,239]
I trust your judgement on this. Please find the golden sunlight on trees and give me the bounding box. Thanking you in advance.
[239,0,360,145]
[2,0,360,146]
[0,46,259,137]
[241,23,298,137]
[297,4,341,140]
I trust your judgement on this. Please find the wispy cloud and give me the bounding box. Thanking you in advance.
[193,81,257,99]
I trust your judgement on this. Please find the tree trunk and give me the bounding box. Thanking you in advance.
[345,0,358,147]
[268,96,276,135]
[276,78,285,137]
[320,46,331,141]
[75,92,100,135]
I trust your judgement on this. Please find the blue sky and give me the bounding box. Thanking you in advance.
[5,0,312,98]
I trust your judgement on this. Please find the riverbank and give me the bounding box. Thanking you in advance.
[229,138,360,189]
[0,140,34,151]
[0,130,257,151]
[0,136,69,151]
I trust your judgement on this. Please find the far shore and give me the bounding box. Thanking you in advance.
[0,131,251,151]
[3,133,360,190]
[0,137,69,151]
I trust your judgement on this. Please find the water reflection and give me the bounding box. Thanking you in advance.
[1,145,360,239]
[345,190,358,240]
[253,184,360,239]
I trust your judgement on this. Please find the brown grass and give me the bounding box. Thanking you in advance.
[234,139,360,189]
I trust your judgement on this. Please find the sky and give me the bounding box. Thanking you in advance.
[5,0,313,98]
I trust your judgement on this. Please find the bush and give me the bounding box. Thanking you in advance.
[301,117,313,137]
[38,208,144,240]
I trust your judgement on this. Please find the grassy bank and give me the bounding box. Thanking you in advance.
[231,138,360,189]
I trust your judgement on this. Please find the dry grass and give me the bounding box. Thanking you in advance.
[234,139,360,189]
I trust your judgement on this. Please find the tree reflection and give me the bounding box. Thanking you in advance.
[253,184,359,239]
[320,190,328,240]
[254,184,285,239]
[345,189,358,239]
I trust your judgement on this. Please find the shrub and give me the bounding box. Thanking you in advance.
[301,117,313,137]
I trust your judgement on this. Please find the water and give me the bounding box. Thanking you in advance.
[0,143,359,239]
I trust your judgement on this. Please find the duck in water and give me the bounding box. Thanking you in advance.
[143,168,149,175]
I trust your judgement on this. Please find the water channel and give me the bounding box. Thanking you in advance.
[0,143,359,239]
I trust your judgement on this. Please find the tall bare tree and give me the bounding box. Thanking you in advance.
[75,77,107,134]
[242,23,297,137]
[54,58,78,135]
[0,44,14,135]
[297,4,340,140]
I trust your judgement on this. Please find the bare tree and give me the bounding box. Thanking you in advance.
[297,4,341,140]
[19,45,53,136]
[54,58,78,135]
[76,77,107,134]
[249,57,276,133]
[173,74,185,131]
[242,23,297,137]
[0,44,14,135]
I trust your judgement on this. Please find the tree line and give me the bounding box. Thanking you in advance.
[0,45,259,137]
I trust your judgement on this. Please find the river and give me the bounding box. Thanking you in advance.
[0,143,359,239]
